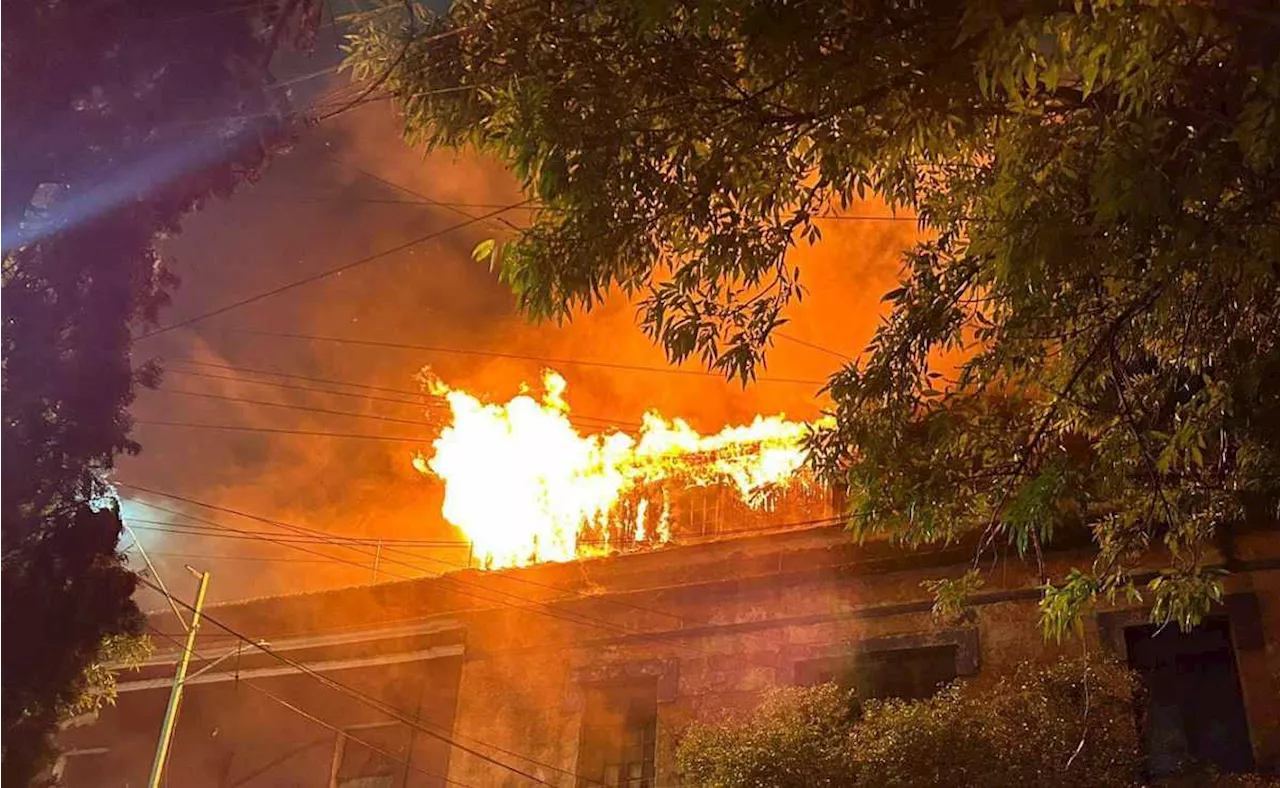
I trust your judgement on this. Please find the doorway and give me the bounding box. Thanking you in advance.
[1125,617,1254,776]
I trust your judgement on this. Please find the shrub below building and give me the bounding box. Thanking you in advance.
[676,658,1143,788]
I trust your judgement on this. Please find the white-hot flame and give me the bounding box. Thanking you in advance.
[415,370,820,569]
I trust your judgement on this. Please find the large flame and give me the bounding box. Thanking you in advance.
[413,370,824,569]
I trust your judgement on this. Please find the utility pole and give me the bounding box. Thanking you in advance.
[148,566,210,788]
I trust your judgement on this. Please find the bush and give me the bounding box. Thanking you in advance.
[676,683,857,788]
[850,660,1142,787]
[676,659,1143,788]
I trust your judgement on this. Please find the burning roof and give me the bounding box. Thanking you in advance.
[414,370,832,570]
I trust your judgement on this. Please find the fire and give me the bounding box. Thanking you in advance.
[414,370,824,569]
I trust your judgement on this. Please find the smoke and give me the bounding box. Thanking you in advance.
[119,99,918,606]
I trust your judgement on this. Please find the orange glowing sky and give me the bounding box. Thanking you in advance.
[119,99,920,605]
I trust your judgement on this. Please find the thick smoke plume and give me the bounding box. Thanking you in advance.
[120,101,919,605]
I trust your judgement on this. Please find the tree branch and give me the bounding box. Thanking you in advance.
[974,283,1165,574]
[1108,342,1179,529]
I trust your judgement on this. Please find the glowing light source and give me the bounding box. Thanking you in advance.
[415,370,824,569]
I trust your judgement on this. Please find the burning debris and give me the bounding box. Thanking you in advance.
[414,370,829,569]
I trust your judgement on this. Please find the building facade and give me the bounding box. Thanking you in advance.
[58,523,1280,786]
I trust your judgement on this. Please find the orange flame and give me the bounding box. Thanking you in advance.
[413,370,824,569]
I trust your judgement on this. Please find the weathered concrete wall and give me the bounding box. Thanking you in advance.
[59,524,1280,786]
[59,656,463,787]
[449,652,580,787]
[1232,528,1280,768]
[441,526,1279,786]
[440,532,1080,782]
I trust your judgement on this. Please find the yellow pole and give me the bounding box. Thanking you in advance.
[147,569,210,788]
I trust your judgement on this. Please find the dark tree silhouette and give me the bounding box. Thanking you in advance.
[1,0,319,782]
[350,0,1280,638]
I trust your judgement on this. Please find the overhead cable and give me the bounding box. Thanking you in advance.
[228,328,827,386]
[133,587,572,786]
[133,200,532,341]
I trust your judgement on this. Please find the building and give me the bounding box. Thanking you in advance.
[57,520,1280,786]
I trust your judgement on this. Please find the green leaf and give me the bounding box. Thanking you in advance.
[347,0,1280,654]
[471,238,497,264]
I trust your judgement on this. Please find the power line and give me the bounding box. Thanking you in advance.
[132,408,633,442]
[132,498,839,752]
[308,0,549,126]
[820,213,918,222]
[124,496,609,637]
[239,680,479,788]
[126,486,737,647]
[139,545,775,788]
[133,199,532,341]
[122,483,698,641]
[312,18,409,123]
[133,420,435,443]
[327,155,523,232]
[118,481,849,651]
[297,197,541,209]
[132,587,570,786]
[273,63,346,90]
[130,547,351,564]
[161,367,432,407]
[125,519,469,549]
[122,520,471,548]
[128,492,660,656]
[151,388,441,427]
[774,332,852,362]
[248,110,918,228]
[158,361,642,430]
[128,503,849,780]
[123,515,389,542]
[290,194,918,226]
[122,482,713,642]
[166,358,433,397]
[134,517,852,648]
[125,510,842,549]
[227,328,828,385]
[123,497,413,579]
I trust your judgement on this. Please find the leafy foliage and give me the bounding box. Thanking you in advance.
[676,659,1142,788]
[1,0,317,782]
[677,684,857,788]
[72,633,153,719]
[351,0,1280,635]
[921,568,985,625]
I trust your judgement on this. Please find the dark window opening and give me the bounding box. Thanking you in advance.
[796,644,958,701]
[1125,617,1254,777]
[576,680,658,788]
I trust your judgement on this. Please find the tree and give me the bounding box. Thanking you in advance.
[1,0,318,782]
[349,0,1280,634]
[676,659,1142,788]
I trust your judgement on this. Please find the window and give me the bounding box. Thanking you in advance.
[576,680,658,788]
[796,644,959,701]
[331,722,406,788]
[1125,617,1254,776]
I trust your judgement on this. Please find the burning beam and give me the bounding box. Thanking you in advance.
[414,370,826,569]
